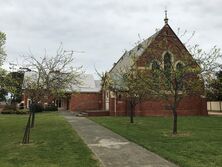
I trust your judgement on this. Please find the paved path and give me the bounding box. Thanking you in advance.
[60,112,178,167]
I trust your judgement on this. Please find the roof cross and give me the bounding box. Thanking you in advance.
[164,10,168,24]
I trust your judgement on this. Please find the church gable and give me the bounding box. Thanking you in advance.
[136,24,193,68]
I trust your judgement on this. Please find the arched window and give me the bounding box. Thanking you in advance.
[176,62,184,91]
[151,60,160,89]
[176,62,183,71]
[164,52,172,79]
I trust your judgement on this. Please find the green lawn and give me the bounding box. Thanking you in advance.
[90,116,222,167]
[0,112,99,167]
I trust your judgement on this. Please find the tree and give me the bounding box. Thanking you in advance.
[97,71,115,111]
[0,32,8,101]
[3,71,25,104]
[108,65,150,123]
[206,69,222,101]
[22,45,83,144]
[100,49,153,123]
[137,45,220,134]
[138,57,200,134]
[0,32,6,66]
[0,32,16,100]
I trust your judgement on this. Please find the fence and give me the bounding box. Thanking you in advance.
[207,101,222,112]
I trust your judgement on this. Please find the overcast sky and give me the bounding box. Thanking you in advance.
[0,0,222,77]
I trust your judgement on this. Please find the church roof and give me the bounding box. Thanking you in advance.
[23,72,101,93]
[109,29,160,75]
[72,74,101,92]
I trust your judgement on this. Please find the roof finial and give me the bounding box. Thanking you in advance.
[164,9,168,24]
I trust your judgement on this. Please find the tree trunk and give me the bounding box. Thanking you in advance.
[130,102,135,123]
[172,108,177,134]
[31,110,35,128]
[29,103,36,128]
[22,111,32,144]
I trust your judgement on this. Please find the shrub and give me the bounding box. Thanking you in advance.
[30,103,44,113]
[1,105,29,115]
[1,110,16,114]
[1,104,17,114]
[16,109,29,114]
[44,105,58,111]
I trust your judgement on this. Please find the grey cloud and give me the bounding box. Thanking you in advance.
[0,0,221,75]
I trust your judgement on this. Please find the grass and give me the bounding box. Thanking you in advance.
[90,116,222,167]
[0,112,99,167]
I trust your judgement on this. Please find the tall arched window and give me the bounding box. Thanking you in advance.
[176,62,184,91]
[164,52,172,79]
[151,60,160,89]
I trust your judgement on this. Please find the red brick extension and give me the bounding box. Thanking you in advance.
[109,96,208,116]
[68,92,207,116]
[70,92,102,111]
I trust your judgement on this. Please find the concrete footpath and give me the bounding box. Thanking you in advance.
[60,112,178,167]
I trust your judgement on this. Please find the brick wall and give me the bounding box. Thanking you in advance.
[109,99,127,116]
[109,96,208,116]
[70,92,102,112]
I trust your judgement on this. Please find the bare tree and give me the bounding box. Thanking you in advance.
[22,45,83,144]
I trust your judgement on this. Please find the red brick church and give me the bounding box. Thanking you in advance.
[106,14,207,116]
[23,14,207,116]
